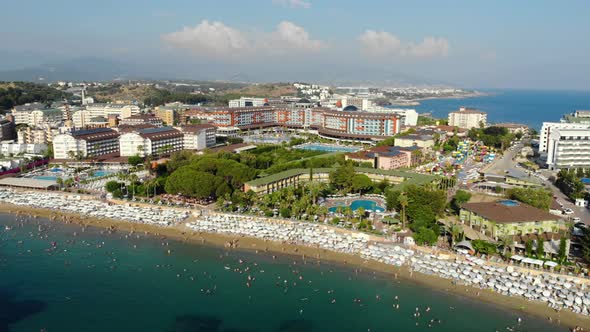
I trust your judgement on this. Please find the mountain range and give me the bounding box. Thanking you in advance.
[0,56,456,88]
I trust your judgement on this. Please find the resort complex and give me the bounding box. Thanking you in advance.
[1,81,590,330]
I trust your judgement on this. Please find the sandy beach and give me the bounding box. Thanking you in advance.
[1,200,589,330]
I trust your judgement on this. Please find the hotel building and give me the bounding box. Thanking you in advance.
[187,106,401,140]
[178,124,216,150]
[85,103,141,119]
[545,126,590,169]
[53,128,120,160]
[448,107,487,129]
[119,127,183,157]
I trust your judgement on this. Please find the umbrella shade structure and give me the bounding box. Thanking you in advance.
[544,261,558,268]
[454,240,475,252]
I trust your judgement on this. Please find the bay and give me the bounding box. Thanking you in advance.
[394,89,590,129]
[0,213,564,331]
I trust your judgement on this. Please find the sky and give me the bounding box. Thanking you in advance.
[1,0,589,89]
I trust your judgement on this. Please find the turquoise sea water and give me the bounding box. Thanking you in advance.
[393,89,590,129]
[0,213,566,331]
[329,199,385,213]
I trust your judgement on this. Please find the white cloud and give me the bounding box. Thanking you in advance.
[161,20,249,59]
[358,30,449,59]
[162,20,325,61]
[272,0,311,9]
[266,21,325,53]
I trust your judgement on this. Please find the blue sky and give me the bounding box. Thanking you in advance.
[1,0,589,89]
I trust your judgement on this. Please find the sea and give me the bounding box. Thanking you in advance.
[0,213,565,332]
[392,89,590,129]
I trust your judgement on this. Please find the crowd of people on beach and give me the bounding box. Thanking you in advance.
[412,254,590,316]
[186,214,414,267]
[186,213,590,318]
[2,186,590,321]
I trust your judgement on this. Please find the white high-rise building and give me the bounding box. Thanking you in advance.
[53,128,120,159]
[119,127,183,157]
[448,107,487,129]
[546,126,590,169]
[539,122,590,153]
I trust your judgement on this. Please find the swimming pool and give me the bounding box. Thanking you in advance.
[498,199,519,207]
[329,199,385,213]
[93,170,114,177]
[581,178,590,184]
[33,176,58,181]
[294,144,360,153]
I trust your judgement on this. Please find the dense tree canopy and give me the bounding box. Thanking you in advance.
[555,169,586,200]
[351,174,374,194]
[507,187,552,210]
[329,164,356,191]
[467,126,515,150]
[0,82,72,111]
[165,167,230,199]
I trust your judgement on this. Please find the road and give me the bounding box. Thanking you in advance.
[484,141,590,223]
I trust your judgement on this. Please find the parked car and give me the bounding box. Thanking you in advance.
[563,208,574,215]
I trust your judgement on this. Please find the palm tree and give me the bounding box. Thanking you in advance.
[450,224,463,247]
[499,235,514,256]
[344,206,353,220]
[357,207,365,222]
[56,177,63,190]
[398,193,409,230]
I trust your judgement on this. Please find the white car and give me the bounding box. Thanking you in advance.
[572,217,581,223]
[563,208,574,215]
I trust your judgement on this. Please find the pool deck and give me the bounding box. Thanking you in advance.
[324,197,386,212]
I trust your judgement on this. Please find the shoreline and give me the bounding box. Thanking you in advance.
[388,91,492,107]
[1,202,589,330]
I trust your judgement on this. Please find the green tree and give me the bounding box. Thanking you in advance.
[105,180,121,193]
[536,239,545,259]
[580,228,590,263]
[329,164,355,191]
[525,239,533,257]
[398,192,408,230]
[351,174,373,194]
[507,187,552,210]
[558,237,568,263]
[280,207,291,218]
[451,190,472,213]
[357,207,365,221]
[55,177,63,190]
[164,167,226,199]
[414,227,438,246]
[385,190,400,211]
[472,240,498,255]
[450,224,463,246]
[128,155,144,166]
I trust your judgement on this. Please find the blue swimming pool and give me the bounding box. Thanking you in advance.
[329,199,385,213]
[93,170,114,177]
[581,178,590,184]
[33,175,58,181]
[498,199,519,207]
[294,144,360,153]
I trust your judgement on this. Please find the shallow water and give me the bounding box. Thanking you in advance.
[0,213,565,331]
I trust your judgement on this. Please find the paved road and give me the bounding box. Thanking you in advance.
[486,141,531,179]
[484,141,590,223]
